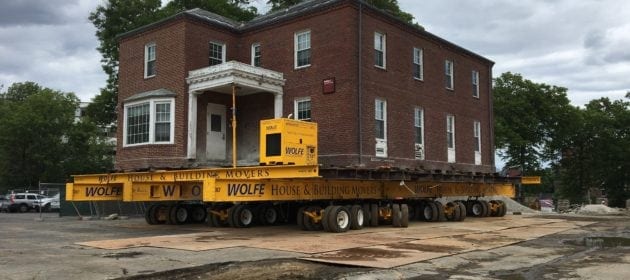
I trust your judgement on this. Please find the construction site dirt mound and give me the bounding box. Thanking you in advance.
[577,204,623,215]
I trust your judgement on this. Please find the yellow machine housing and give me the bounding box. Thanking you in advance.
[259,118,317,166]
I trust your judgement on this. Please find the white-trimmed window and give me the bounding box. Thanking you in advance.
[414,107,425,160]
[375,99,387,157]
[209,42,226,66]
[295,30,311,68]
[446,114,456,162]
[445,60,454,89]
[144,43,156,78]
[375,32,386,68]
[294,97,311,121]
[251,43,261,67]
[124,98,174,146]
[413,47,423,80]
[472,70,479,98]
[474,121,481,165]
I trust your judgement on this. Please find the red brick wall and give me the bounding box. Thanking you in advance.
[115,2,495,173]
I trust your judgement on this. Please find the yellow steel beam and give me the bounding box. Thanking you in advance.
[71,165,320,185]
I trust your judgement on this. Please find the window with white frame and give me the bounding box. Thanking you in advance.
[209,42,226,66]
[375,99,387,157]
[413,47,423,80]
[375,99,386,140]
[446,115,455,149]
[124,98,174,146]
[251,43,261,67]
[445,60,454,89]
[472,70,479,98]
[414,107,425,160]
[294,30,311,68]
[374,32,386,68]
[473,121,481,152]
[144,43,156,78]
[294,97,311,121]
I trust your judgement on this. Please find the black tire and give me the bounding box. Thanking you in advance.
[392,204,402,227]
[416,201,426,221]
[303,206,323,231]
[19,204,28,213]
[190,205,207,223]
[327,206,351,233]
[362,204,371,226]
[457,201,467,221]
[445,202,458,221]
[169,204,189,225]
[258,204,279,225]
[297,206,306,230]
[480,200,490,217]
[425,201,440,222]
[434,201,445,221]
[498,200,507,217]
[322,205,334,232]
[370,203,379,227]
[400,204,409,228]
[145,204,157,225]
[228,205,241,228]
[153,204,167,224]
[231,205,254,228]
[470,201,484,217]
[350,205,364,230]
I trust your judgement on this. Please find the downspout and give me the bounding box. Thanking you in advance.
[357,0,364,165]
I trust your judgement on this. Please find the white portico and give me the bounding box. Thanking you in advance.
[186,61,285,164]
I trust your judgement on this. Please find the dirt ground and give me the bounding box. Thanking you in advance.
[1,211,628,280]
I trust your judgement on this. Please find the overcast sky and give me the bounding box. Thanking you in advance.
[1,0,629,106]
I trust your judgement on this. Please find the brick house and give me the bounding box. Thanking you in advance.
[115,0,495,174]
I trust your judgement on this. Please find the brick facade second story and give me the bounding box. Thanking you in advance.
[116,0,495,174]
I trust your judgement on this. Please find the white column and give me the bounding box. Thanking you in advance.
[273,92,283,118]
[187,91,198,159]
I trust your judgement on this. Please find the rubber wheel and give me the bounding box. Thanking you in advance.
[498,200,507,217]
[258,204,279,225]
[231,205,254,228]
[19,204,29,213]
[458,202,467,221]
[415,201,426,221]
[457,201,467,221]
[145,204,158,225]
[480,200,491,217]
[400,204,409,227]
[392,204,402,227]
[349,205,364,230]
[190,205,207,223]
[322,205,334,232]
[303,206,323,231]
[423,201,439,222]
[169,204,189,225]
[327,206,351,233]
[470,201,483,217]
[154,204,169,224]
[297,206,306,230]
[228,205,241,227]
[445,202,458,221]
[362,204,371,226]
[370,203,379,227]
[434,201,445,221]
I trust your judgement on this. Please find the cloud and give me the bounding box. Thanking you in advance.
[400,0,630,106]
[0,0,105,101]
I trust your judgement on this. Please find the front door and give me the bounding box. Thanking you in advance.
[206,103,226,160]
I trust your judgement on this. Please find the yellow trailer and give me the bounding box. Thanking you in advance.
[66,118,516,233]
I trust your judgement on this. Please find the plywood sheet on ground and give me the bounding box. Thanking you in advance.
[76,216,587,268]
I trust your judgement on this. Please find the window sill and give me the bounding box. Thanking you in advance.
[413,77,424,82]
[294,64,311,70]
[144,75,156,80]
[374,65,387,71]
[123,142,175,148]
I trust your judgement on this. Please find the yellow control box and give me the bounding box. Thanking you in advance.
[259,118,317,166]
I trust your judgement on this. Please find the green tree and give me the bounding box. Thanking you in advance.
[559,98,630,206]
[493,72,576,174]
[0,83,113,193]
[163,0,257,20]
[267,0,416,24]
